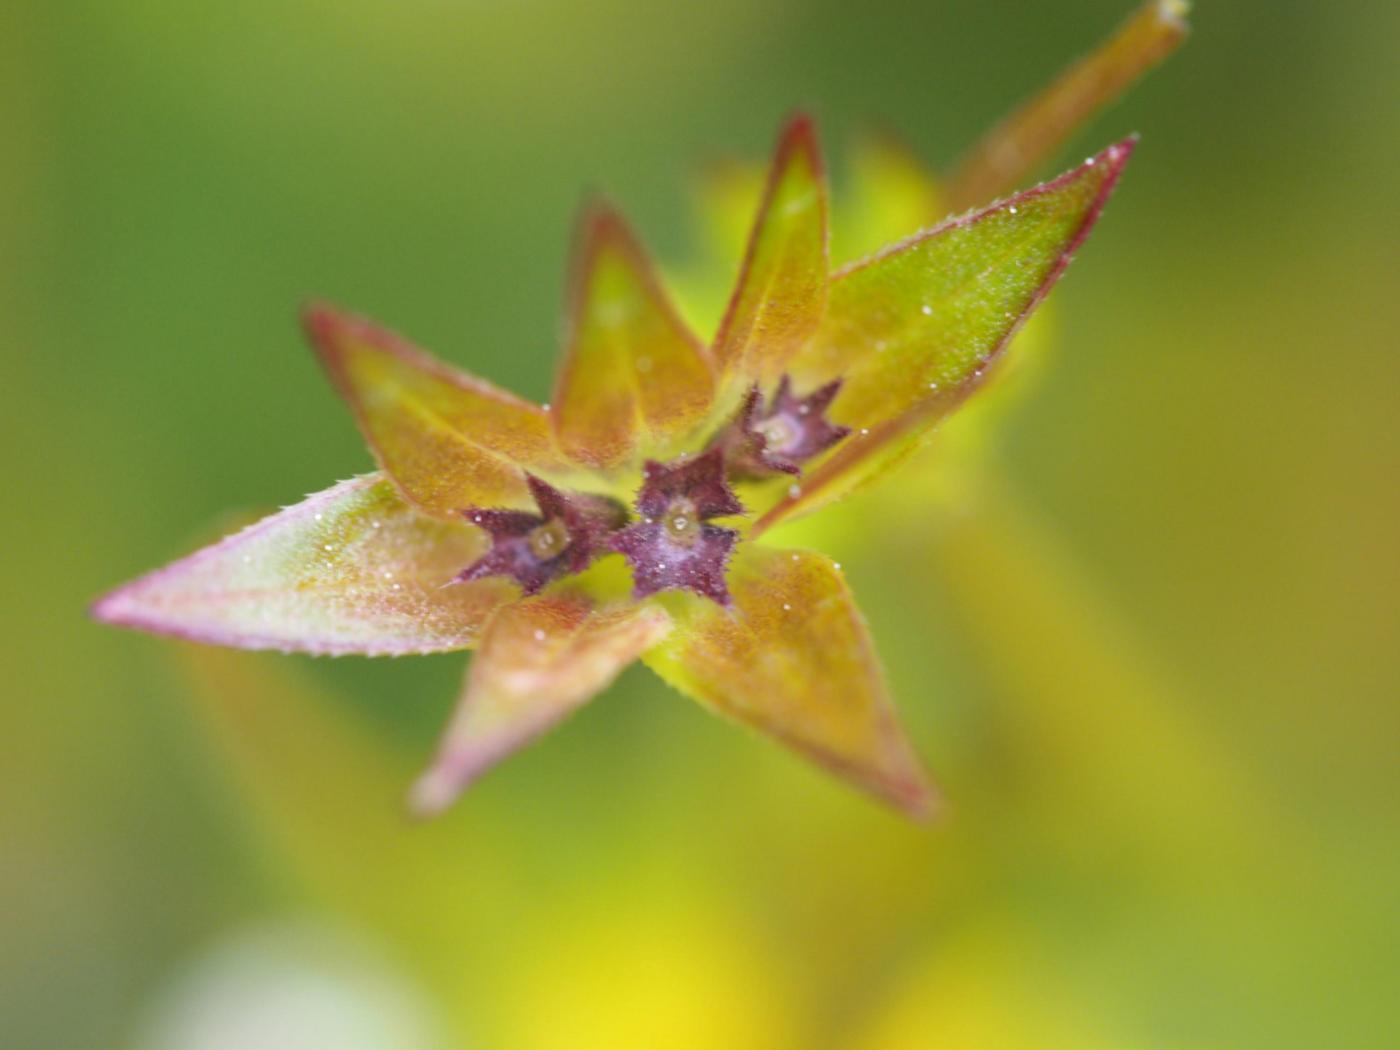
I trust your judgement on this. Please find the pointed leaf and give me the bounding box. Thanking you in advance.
[711,114,828,389]
[551,203,713,468]
[305,304,559,518]
[760,139,1135,533]
[643,545,935,815]
[92,474,514,655]
[411,594,671,814]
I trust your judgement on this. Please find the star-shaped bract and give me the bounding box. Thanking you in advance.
[611,448,743,605]
[93,11,1161,822]
[458,474,625,595]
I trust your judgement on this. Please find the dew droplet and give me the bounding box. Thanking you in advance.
[920,303,933,316]
[323,543,334,551]
[314,513,323,522]
[782,602,791,611]
[788,483,802,499]
[1009,205,1018,215]
[533,628,546,642]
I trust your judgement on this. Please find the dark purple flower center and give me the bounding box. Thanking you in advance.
[457,475,626,595]
[712,375,851,478]
[611,447,743,605]
[459,377,846,603]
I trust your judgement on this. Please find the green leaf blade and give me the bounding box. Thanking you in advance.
[760,138,1136,531]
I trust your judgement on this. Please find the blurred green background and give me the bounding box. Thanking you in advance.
[5,1,1398,1047]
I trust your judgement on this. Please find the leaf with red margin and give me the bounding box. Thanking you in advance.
[642,545,936,816]
[711,115,829,391]
[305,304,560,518]
[410,594,671,814]
[91,474,514,655]
[759,138,1136,533]
[551,203,713,469]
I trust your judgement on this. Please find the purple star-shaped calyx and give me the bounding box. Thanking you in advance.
[711,375,851,478]
[611,447,744,605]
[458,474,627,595]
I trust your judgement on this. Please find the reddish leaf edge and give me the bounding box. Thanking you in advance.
[550,198,713,465]
[556,197,709,367]
[89,474,482,657]
[303,301,548,515]
[753,135,1138,535]
[710,112,827,374]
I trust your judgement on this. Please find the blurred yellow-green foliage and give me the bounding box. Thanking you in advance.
[5,2,1398,1047]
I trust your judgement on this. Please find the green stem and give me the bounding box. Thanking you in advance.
[946,0,1190,211]
[921,466,1293,860]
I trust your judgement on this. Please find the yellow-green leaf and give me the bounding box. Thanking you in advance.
[643,544,934,815]
[411,594,671,814]
[551,203,713,469]
[711,114,829,391]
[760,139,1135,533]
[305,303,559,518]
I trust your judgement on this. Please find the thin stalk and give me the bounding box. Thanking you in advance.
[920,465,1297,861]
[946,0,1190,211]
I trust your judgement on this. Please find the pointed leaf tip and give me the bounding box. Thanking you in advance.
[551,201,712,468]
[643,546,936,815]
[711,113,829,389]
[761,138,1135,533]
[409,597,671,815]
[304,303,558,518]
[92,475,514,655]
